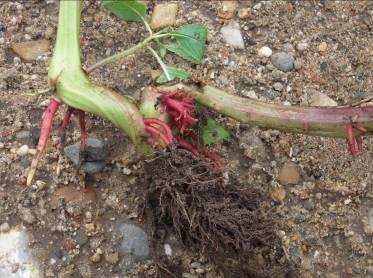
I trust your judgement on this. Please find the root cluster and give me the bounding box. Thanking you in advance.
[143,148,298,277]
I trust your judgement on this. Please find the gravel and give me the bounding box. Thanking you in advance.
[271,52,294,72]
[116,223,150,260]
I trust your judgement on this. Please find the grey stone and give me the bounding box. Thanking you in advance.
[271,52,294,72]
[220,20,245,49]
[64,138,108,174]
[74,229,88,247]
[15,130,30,140]
[117,224,149,260]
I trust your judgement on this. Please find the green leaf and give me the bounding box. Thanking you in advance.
[201,119,230,145]
[157,65,191,83]
[102,0,147,22]
[167,24,207,64]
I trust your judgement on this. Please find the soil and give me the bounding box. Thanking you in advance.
[0,1,372,278]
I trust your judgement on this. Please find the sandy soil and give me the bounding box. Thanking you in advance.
[0,1,372,277]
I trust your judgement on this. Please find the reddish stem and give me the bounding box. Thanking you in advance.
[78,111,86,151]
[27,98,61,186]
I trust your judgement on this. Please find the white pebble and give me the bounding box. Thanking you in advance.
[24,34,32,40]
[122,167,131,175]
[0,142,4,149]
[257,46,272,57]
[0,37,5,44]
[296,42,309,51]
[39,99,50,107]
[16,145,29,156]
[164,244,172,257]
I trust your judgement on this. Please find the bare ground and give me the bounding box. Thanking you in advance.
[0,1,372,277]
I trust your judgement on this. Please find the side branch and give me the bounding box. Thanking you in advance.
[159,84,373,139]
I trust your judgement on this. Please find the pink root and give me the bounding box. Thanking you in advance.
[58,107,73,141]
[159,89,197,134]
[176,138,200,157]
[78,111,86,152]
[346,122,366,158]
[143,118,173,147]
[143,118,174,142]
[27,98,61,186]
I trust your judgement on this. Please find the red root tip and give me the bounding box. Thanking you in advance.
[27,98,61,186]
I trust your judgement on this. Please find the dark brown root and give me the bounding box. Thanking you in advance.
[142,148,299,277]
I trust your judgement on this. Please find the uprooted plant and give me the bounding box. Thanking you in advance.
[24,0,373,274]
[27,0,373,186]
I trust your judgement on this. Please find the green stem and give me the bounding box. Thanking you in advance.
[159,84,373,138]
[86,33,170,73]
[49,0,152,156]
[146,45,171,81]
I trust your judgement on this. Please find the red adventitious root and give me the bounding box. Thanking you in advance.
[78,111,86,152]
[346,118,367,158]
[58,107,73,141]
[143,118,174,147]
[153,89,224,169]
[27,98,61,186]
[27,102,89,186]
[158,89,197,134]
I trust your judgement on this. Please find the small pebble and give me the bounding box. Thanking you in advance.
[318,42,328,52]
[0,222,10,233]
[271,187,286,201]
[271,52,294,72]
[150,3,178,30]
[164,244,172,257]
[296,42,309,51]
[36,180,46,190]
[309,92,337,107]
[0,142,4,149]
[220,21,245,49]
[105,251,119,265]
[273,82,283,92]
[15,130,30,140]
[90,248,102,263]
[16,145,29,156]
[237,8,249,19]
[217,1,239,19]
[257,46,272,57]
[278,161,300,185]
[122,167,131,175]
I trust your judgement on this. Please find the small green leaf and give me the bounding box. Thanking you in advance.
[201,119,230,145]
[102,0,147,22]
[157,65,191,83]
[167,24,207,64]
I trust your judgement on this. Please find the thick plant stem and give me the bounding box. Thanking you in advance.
[48,0,152,156]
[159,84,373,138]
